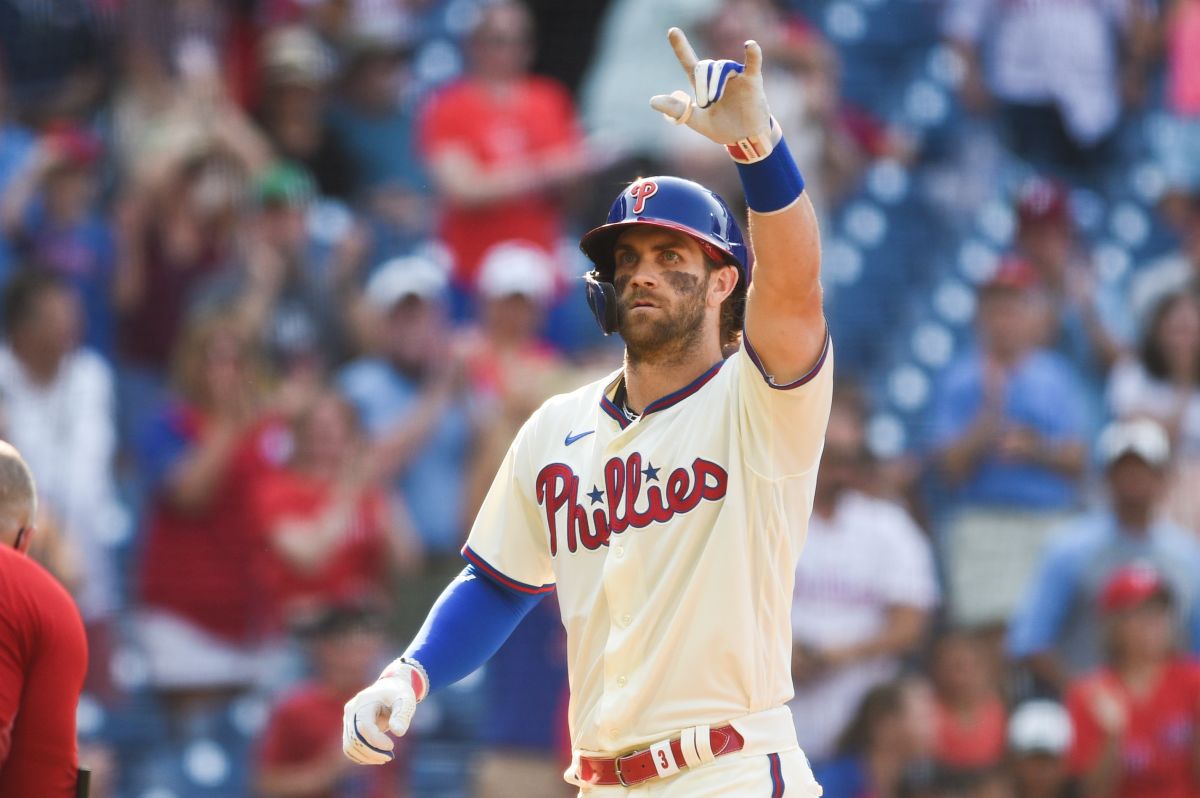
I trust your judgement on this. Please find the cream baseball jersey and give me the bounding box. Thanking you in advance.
[462,333,833,754]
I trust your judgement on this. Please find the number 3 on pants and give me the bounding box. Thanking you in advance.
[649,740,680,778]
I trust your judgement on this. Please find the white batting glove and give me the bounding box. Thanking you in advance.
[342,658,429,765]
[649,28,774,152]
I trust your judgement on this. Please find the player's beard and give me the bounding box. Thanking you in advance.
[617,271,709,366]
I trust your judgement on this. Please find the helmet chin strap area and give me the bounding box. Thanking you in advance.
[584,271,619,335]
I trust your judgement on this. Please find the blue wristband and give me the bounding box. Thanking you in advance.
[735,136,805,214]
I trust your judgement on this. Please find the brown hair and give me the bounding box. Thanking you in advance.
[2,269,69,338]
[1140,291,1200,384]
[169,311,267,409]
[836,679,907,756]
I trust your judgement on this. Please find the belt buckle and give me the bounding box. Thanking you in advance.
[614,753,631,788]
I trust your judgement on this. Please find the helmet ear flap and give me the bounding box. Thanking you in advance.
[584,271,619,336]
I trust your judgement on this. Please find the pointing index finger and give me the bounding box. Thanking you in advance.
[667,27,699,79]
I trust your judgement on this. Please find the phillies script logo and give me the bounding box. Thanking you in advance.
[630,180,658,214]
[536,452,728,555]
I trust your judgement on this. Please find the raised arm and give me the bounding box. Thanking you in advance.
[650,28,825,382]
[744,196,825,381]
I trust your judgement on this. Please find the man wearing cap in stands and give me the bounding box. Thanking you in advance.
[337,255,475,633]
[1008,418,1200,691]
[1007,700,1078,798]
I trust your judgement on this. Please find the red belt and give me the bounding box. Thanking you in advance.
[578,725,745,787]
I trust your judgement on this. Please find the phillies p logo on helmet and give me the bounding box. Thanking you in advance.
[630,180,659,214]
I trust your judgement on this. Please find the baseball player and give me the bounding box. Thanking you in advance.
[343,28,831,796]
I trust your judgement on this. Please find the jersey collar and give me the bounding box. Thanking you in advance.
[599,359,726,430]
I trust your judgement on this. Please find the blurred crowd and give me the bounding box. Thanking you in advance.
[0,0,1199,797]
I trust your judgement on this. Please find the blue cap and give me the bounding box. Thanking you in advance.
[580,176,748,284]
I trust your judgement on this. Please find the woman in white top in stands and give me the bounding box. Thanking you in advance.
[1107,290,1200,532]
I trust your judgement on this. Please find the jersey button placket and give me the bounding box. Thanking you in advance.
[598,452,636,744]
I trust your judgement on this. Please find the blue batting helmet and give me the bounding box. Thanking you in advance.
[579,176,749,334]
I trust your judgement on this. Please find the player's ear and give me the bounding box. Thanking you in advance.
[13,523,33,553]
[709,264,739,306]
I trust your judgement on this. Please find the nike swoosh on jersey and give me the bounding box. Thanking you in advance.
[564,430,596,446]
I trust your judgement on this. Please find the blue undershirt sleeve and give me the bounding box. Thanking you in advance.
[401,564,547,693]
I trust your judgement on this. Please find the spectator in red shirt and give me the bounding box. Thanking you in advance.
[931,629,1008,775]
[134,311,287,714]
[0,441,88,798]
[253,388,420,627]
[418,0,588,291]
[256,602,407,798]
[1066,564,1200,798]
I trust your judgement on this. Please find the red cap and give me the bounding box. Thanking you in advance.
[982,256,1041,293]
[1100,564,1170,613]
[42,125,102,168]
[1017,178,1071,229]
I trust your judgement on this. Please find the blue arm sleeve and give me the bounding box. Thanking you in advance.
[402,565,546,693]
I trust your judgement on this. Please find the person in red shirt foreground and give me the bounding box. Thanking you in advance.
[0,440,88,797]
[1066,563,1200,798]
[253,388,421,627]
[257,602,407,798]
[135,312,287,718]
